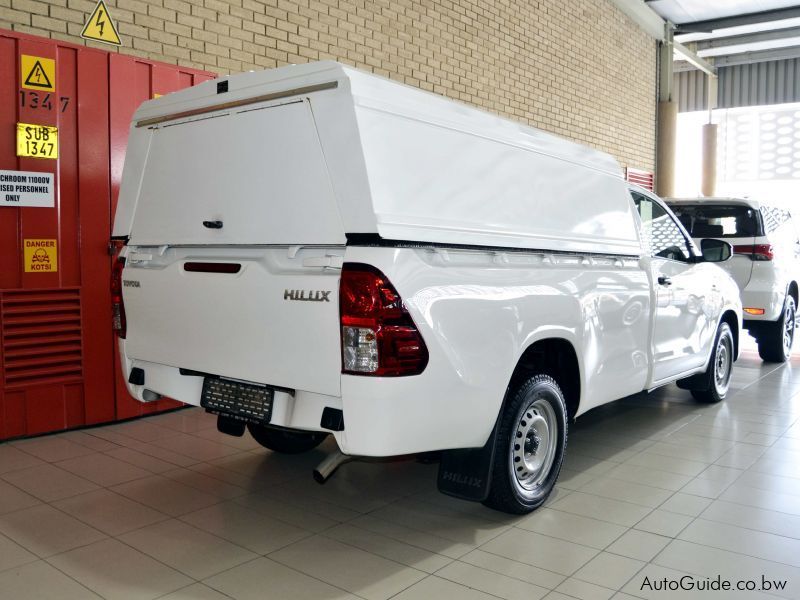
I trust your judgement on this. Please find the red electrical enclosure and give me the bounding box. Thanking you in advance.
[0,29,214,440]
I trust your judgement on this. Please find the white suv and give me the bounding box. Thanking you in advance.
[668,198,799,362]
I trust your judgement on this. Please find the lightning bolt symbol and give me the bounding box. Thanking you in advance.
[95,8,106,36]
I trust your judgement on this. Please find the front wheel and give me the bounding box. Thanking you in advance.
[483,374,567,514]
[247,424,328,454]
[690,322,734,403]
[757,296,795,363]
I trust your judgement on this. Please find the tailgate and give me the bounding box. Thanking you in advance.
[122,246,343,396]
[126,99,345,246]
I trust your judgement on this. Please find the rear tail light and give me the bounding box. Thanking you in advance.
[111,242,127,338]
[744,308,766,315]
[733,244,774,261]
[339,263,428,376]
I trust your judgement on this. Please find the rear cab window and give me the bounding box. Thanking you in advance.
[669,204,763,238]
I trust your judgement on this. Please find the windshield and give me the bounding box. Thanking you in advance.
[667,204,763,238]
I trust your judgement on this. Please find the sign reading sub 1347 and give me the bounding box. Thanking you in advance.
[16,123,58,159]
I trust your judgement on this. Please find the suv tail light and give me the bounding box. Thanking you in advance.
[111,242,127,338]
[340,263,428,376]
[733,244,774,261]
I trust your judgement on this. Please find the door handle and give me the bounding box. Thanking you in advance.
[203,220,223,229]
[658,276,672,286]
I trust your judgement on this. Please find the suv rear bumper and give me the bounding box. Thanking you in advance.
[741,286,784,322]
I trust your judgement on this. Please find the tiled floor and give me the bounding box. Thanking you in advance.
[2,339,800,599]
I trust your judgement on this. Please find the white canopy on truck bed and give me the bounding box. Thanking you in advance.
[114,61,641,256]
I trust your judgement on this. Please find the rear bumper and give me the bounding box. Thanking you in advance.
[118,340,495,457]
[120,341,343,438]
[741,286,784,323]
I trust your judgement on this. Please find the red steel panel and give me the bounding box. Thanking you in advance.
[0,28,213,439]
[109,54,214,420]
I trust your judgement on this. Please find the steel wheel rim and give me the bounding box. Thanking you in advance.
[784,304,795,357]
[511,395,558,494]
[714,335,732,393]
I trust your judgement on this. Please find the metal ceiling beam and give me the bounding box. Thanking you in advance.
[675,6,800,34]
[608,0,715,75]
[707,46,800,67]
[608,0,666,39]
[694,26,800,51]
[674,41,717,74]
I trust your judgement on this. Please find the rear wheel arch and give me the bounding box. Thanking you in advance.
[509,338,581,420]
[720,309,740,358]
[788,281,798,306]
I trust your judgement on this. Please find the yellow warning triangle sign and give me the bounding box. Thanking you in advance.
[25,61,53,89]
[81,0,121,46]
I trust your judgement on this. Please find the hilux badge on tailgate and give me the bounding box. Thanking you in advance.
[284,289,331,302]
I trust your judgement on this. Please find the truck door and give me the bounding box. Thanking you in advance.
[632,192,717,383]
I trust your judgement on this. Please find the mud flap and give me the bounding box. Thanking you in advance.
[437,423,498,502]
[676,371,709,391]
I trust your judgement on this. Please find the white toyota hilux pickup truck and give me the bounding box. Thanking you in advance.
[112,62,742,514]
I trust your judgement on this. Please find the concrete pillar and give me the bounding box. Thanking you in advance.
[656,100,678,197]
[701,123,717,197]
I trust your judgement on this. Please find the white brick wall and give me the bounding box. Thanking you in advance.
[1,0,657,170]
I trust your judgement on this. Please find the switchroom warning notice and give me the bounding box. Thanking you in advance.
[0,170,54,207]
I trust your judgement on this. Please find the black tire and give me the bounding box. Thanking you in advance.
[690,322,734,403]
[482,374,567,514]
[247,424,328,454]
[757,296,796,363]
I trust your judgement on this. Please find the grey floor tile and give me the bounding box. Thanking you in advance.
[572,552,645,590]
[205,556,359,600]
[458,548,566,590]
[324,523,452,573]
[55,452,151,486]
[0,532,37,572]
[391,575,499,600]
[437,560,549,600]
[549,492,651,527]
[120,518,257,579]
[606,529,670,562]
[11,436,96,462]
[555,577,616,600]
[1,463,99,502]
[180,501,310,554]
[480,528,597,576]
[658,492,712,517]
[0,504,106,557]
[0,479,41,515]
[0,445,45,475]
[0,560,101,599]
[516,507,627,549]
[48,538,192,600]
[53,489,168,536]
[269,535,427,600]
[111,474,220,517]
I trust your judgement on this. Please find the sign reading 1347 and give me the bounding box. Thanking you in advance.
[16,123,58,159]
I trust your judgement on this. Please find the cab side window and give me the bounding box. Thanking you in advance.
[632,193,691,262]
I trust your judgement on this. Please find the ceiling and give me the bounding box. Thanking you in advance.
[646,0,800,25]
[646,0,800,65]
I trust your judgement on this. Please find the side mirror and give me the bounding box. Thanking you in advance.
[701,238,733,262]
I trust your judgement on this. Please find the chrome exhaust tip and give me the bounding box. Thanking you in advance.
[313,449,353,484]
